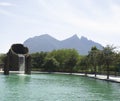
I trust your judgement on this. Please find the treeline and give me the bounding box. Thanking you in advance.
[30,45,120,79]
[0,45,120,79]
[31,49,80,72]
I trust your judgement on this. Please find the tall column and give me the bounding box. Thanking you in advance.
[25,55,31,74]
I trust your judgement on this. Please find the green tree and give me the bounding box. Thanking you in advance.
[88,46,99,77]
[46,49,67,71]
[112,52,120,76]
[103,45,116,79]
[79,56,89,76]
[63,49,79,73]
[43,57,59,72]
[0,54,6,64]
[47,49,80,72]
[96,50,104,74]
[31,52,48,70]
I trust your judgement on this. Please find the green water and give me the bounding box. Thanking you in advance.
[0,73,120,101]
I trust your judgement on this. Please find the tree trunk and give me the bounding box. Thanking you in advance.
[85,65,87,76]
[99,65,102,75]
[94,65,97,77]
[107,63,109,79]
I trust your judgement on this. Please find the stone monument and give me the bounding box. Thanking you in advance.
[4,44,31,75]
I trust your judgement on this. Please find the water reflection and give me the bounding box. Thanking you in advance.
[0,74,120,101]
[1,74,31,101]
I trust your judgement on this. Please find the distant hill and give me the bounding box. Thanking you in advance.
[23,34,103,55]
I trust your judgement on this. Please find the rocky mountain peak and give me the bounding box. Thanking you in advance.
[24,34,103,55]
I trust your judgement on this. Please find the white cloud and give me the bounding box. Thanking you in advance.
[36,0,120,47]
[46,0,120,34]
[0,8,22,19]
[1,0,120,53]
[0,2,14,6]
[0,2,16,16]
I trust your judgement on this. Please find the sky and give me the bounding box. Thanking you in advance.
[0,0,120,53]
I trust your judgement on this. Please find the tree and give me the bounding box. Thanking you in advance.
[96,50,104,74]
[46,49,80,72]
[43,57,59,72]
[112,52,120,76]
[0,54,6,63]
[31,52,48,70]
[102,45,116,79]
[0,54,6,70]
[46,49,67,71]
[88,46,99,77]
[63,49,79,73]
[79,56,89,76]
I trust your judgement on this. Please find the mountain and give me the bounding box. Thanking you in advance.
[23,34,103,55]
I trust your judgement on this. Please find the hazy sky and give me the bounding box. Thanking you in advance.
[0,0,120,53]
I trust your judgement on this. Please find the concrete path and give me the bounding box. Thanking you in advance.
[52,72,120,83]
[72,73,120,83]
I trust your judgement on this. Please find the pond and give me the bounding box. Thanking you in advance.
[0,73,120,101]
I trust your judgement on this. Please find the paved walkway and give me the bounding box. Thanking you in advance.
[72,73,120,83]
[87,74,120,83]
[50,72,120,83]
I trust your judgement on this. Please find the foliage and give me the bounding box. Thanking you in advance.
[31,52,48,69]
[30,45,120,78]
[42,57,59,72]
[88,46,99,76]
[102,45,116,79]
[0,54,6,64]
[31,49,81,72]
